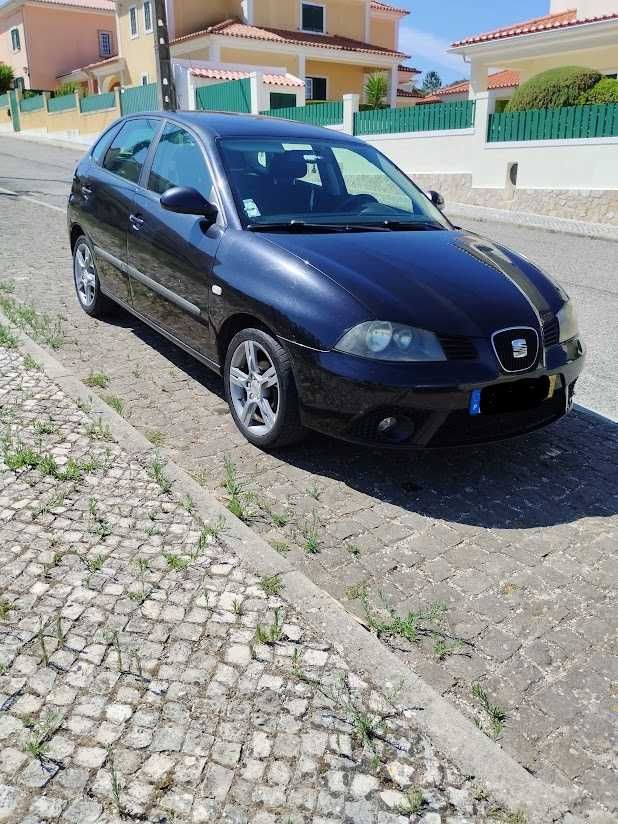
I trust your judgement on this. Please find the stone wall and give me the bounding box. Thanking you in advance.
[412,173,618,227]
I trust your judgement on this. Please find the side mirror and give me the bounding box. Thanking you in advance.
[428,190,445,210]
[160,186,218,223]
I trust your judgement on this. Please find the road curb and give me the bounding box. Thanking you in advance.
[447,202,618,243]
[0,309,586,823]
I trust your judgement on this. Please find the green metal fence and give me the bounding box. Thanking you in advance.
[20,94,46,113]
[196,79,251,113]
[487,104,618,142]
[120,83,159,115]
[261,100,343,126]
[0,93,9,109]
[48,93,76,113]
[354,100,476,136]
[80,92,116,113]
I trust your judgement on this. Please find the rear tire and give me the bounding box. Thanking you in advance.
[224,328,306,449]
[72,235,112,319]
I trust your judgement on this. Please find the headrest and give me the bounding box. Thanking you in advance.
[269,151,308,181]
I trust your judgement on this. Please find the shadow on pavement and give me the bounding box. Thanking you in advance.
[115,307,617,531]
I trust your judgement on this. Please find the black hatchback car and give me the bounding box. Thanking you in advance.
[67,111,584,450]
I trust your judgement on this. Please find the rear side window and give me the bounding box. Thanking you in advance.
[148,124,214,201]
[91,122,123,165]
[103,118,158,183]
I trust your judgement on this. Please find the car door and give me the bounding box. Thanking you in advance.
[127,121,224,364]
[87,117,160,305]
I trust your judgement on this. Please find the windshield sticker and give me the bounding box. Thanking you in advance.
[243,199,261,218]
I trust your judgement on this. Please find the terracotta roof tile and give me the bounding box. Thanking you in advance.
[398,64,421,74]
[29,0,114,10]
[173,18,407,58]
[452,8,618,47]
[190,68,304,87]
[436,70,520,96]
[371,1,409,15]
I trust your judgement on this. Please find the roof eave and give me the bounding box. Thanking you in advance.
[449,16,618,56]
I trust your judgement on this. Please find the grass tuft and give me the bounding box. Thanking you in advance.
[85,371,110,389]
[259,574,284,597]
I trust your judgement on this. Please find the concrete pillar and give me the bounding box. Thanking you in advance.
[343,92,359,135]
[470,91,490,187]
[389,64,398,109]
[249,71,265,114]
[469,61,489,99]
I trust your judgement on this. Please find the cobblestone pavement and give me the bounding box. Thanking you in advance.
[0,344,503,824]
[0,138,617,818]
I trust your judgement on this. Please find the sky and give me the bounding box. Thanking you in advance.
[398,0,548,84]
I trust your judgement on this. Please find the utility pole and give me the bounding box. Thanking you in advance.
[153,0,178,110]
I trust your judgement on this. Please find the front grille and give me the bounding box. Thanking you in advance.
[438,334,477,361]
[541,312,560,347]
[430,389,565,447]
[492,327,540,373]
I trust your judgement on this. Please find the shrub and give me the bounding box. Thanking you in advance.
[577,77,618,105]
[364,72,388,110]
[54,81,80,98]
[506,66,601,112]
[0,63,14,94]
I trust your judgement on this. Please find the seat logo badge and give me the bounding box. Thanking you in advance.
[511,338,527,359]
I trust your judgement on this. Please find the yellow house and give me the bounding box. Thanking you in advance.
[86,0,414,109]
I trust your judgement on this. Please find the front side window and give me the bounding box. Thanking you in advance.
[301,2,325,33]
[148,124,214,201]
[143,0,153,33]
[103,118,158,183]
[10,28,21,51]
[129,6,138,37]
[99,30,113,57]
[218,137,450,230]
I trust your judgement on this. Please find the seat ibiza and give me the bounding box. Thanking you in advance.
[67,111,584,450]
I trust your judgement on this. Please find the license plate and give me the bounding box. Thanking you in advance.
[469,376,556,417]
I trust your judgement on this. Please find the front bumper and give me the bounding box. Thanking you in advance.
[288,336,585,448]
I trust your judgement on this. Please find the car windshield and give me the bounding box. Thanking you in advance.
[218,137,451,230]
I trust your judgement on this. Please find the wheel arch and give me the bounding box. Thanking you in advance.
[216,312,276,368]
[69,223,86,253]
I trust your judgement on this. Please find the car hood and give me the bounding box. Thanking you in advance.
[261,229,565,338]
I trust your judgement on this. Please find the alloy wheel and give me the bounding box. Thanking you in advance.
[229,339,280,436]
[74,242,97,308]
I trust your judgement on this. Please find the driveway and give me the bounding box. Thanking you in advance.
[1,134,617,818]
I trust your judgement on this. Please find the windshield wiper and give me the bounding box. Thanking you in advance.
[247,220,390,233]
[377,220,445,231]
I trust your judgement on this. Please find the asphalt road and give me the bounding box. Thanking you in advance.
[1,133,615,420]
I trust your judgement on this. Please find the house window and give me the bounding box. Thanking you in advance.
[306,76,327,101]
[129,6,138,38]
[10,27,21,51]
[301,2,325,34]
[99,31,113,57]
[143,0,153,33]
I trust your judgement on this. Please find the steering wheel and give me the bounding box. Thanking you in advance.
[338,193,378,213]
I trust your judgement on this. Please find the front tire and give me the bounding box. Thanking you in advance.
[224,328,305,449]
[72,235,112,319]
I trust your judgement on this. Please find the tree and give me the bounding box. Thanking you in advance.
[578,77,618,104]
[422,71,442,92]
[0,63,14,95]
[364,72,388,109]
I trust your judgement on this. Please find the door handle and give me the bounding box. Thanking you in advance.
[129,213,144,230]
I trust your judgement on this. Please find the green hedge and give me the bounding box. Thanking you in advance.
[578,77,618,105]
[507,66,601,112]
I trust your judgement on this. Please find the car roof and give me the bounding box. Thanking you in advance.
[127,109,361,143]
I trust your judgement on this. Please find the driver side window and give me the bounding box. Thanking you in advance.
[332,147,413,214]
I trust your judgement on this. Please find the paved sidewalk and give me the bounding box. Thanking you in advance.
[0,343,507,824]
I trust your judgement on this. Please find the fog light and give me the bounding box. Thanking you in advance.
[378,417,397,433]
[377,416,415,444]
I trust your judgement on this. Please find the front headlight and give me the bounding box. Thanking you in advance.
[556,301,578,343]
[335,321,446,362]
